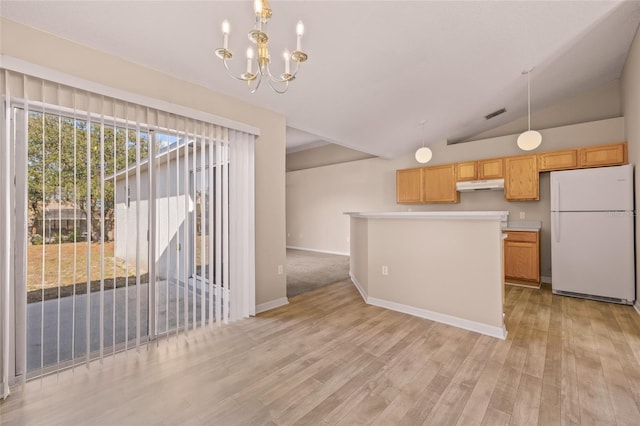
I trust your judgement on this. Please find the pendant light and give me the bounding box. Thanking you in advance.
[415,120,433,164]
[517,68,542,151]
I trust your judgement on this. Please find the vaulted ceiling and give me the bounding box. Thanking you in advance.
[2,1,640,158]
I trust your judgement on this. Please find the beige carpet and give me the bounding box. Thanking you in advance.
[286,249,350,298]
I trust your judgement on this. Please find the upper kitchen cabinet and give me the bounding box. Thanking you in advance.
[504,155,539,201]
[423,164,459,203]
[578,142,627,168]
[478,158,504,179]
[456,161,477,182]
[538,149,578,171]
[396,167,424,204]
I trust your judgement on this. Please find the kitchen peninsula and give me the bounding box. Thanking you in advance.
[347,211,508,339]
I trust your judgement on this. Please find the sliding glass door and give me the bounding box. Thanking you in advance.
[16,106,151,376]
[1,68,256,397]
[152,134,224,336]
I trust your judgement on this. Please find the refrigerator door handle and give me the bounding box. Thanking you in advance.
[553,179,560,211]
[553,211,560,243]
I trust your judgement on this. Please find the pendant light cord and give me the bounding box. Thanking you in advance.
[527,72,531,131]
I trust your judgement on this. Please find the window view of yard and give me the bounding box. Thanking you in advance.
[21,106,217,374]
[26,241,140,292]
[26,109,148,302]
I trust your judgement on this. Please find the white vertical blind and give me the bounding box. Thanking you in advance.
[229,131,256,320]
[0,65,258,390]
[1,71,12,399]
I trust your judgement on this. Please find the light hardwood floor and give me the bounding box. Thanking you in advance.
[2,280,640,425]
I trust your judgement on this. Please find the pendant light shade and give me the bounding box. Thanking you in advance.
[517,69,542,151]
[517,130,542,151]
[415,120,432,164]
[415,147,433,163]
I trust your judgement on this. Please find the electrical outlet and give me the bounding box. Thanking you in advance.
[346,236,350,243]
[277,265,284,275]
[287,233,291,238]
[519,212,526,219]
[382,265,389,276]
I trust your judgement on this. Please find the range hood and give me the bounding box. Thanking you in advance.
[456,178,504,192]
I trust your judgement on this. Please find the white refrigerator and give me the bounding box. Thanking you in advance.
[550,164,635,304]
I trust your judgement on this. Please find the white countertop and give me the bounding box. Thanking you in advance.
[504,220,542,231]
[345,211,509,221]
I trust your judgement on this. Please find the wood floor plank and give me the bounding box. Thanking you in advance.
[591,302,640,424]
[455,339,512,426]
[486,342,527,415]
[572,300,617,425]
[560,329,582,425]
[510,373,542,426]
[538,382,561,426]
[480,406,511,426]
[423,381,474,426]
[2,280,640,426]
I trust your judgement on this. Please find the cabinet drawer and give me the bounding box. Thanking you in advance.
[456,161,477,181]
[478,158,503,179]
[538,149,578,171]
[578,142,627,168]
[503,230,538,243]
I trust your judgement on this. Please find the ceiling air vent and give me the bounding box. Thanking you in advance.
[485,108,506,120]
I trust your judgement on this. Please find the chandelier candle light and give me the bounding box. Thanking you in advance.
[517,68,542,151]
[215,0,308,94]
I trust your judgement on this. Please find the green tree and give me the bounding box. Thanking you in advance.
[27,111,148,242]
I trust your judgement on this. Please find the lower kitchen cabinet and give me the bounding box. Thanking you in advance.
[503,230,540,287]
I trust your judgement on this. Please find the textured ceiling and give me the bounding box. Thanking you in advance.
[2,1,640,158]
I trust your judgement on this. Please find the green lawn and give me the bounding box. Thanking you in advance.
[27,241,140,292]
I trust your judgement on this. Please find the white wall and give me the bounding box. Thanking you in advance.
[622,24,640,309]
[287,117,626,280]
[287,143,376,172]
[1,18,287,307]
[470,79,622,141]
[350,216,505,338]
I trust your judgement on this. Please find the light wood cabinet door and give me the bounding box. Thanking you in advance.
[456,161,477,181]
[478,158,503,179]
[423,164,459,203]
[538,149,578,171]
[578,142,627,168]
[504,155,539,201]
[503,231,540,286]
[396,168,423,204]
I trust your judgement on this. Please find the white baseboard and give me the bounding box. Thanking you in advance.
[348,276,506,340]
[541,276,552,284]
[255,297,289,314]
[635,301,640,316]
[349,274,368,301]
[366,297,508,340]
[286,246,350,256]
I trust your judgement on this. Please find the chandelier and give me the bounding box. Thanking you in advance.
[214,0,308,94]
